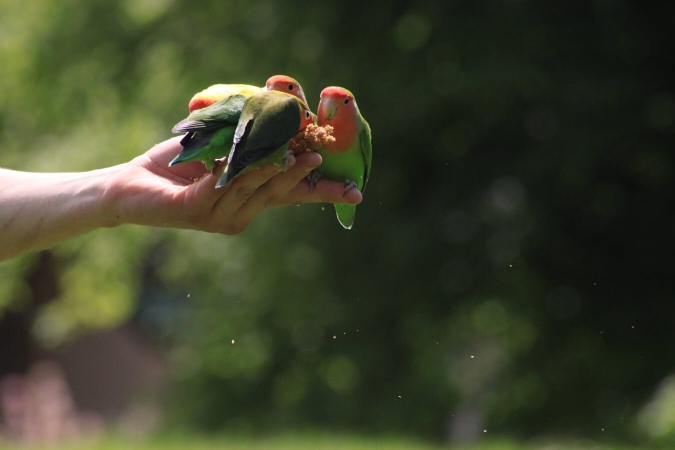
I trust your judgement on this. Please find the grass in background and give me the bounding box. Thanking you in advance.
[0,433,658,450]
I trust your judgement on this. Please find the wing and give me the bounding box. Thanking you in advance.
[245,101,300,157]
[172,95,247,133]
[227,116,253,166]
[223,93,301,183]
[359,117,372,193]
[230,96,300,169]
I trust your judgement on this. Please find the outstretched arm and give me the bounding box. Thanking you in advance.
[0,137,362,261]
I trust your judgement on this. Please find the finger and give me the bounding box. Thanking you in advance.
[142,137,208,183]
[213,157,296,215]
[243,152,322,206]
[230,153,322,225]
[279,177,363,207]
[181,160,229,209]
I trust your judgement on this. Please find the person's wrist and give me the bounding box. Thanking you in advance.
[89,164,129,229]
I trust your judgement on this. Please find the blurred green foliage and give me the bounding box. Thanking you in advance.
[1,0,674,445]
[0,432,658,450]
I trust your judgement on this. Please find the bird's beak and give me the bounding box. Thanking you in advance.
[321,98,338,120]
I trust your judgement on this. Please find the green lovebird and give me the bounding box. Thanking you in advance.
[215,90,315,188]
[311,86,372,230]
[170,76,308,170]
[171,92,252,170]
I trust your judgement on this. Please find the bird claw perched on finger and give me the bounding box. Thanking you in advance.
[343,180,358,197]
[211,157,228,174]
[307,170,323,193]
[282,149,295,171]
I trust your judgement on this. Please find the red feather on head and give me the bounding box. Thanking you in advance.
[318,87,360,152]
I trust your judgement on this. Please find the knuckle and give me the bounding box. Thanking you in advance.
[233,184,256,199]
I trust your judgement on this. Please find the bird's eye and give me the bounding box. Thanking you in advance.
[305,110,311,119]
[343,98,350,105]
[288,84,294,90]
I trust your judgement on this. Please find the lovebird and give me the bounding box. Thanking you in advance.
[187,83,261,113]
[171,92,252,170]
[215,90,315,188]
[265,74,308,106]
[188,75,307,112]
[310,86,372,230]
[170,76,308,170]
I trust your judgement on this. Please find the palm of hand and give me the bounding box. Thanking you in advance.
[114,137,362,235]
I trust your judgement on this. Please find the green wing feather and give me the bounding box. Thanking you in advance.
[169,127,237,169]
[359,117,372,193]
[169,95,249,168]
[216,92,301,187]
[172,95,247,133]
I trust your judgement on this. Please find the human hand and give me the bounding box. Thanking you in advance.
[106,137,363,234]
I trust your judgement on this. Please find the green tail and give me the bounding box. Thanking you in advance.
[170,127,236,170]
[334,204,356,230]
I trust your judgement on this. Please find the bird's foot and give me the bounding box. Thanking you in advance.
[211,157,228,174]
[307,170,323,193]
[282,149,295,172]
[343,180,358,197]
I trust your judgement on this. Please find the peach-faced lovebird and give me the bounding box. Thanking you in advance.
[171,93,250,170]
[311,87,372,230]
[170,76,309,170]
[215,90,315,188]
[265,75,308,106]
[188,83,261,113]
[187,75,307,112]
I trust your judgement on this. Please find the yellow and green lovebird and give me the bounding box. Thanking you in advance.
[310,87,372,229]
[170,76,307,170]
[215,90,315,188]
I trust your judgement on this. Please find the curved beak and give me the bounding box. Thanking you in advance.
[320,97,338,121]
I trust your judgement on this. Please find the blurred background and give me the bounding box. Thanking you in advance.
[1,0,674,448]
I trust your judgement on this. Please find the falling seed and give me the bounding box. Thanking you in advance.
[343,332,346,335]
[398,395,401,398]
[483,430,487,433]
[509,264,512,268]
[333,335,336,339]
[471,355,475,359]
[632,326,635,329]
[187,294,191,298]
[231,340,235,344]
[321,207,325,211]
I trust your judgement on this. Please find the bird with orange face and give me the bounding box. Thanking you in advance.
[215,90,316,188]
[170,75,308,170]
[310,87,372,229]
[265,74,308,106]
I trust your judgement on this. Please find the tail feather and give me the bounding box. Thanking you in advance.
[334,204,356,230]
[170,131,221,169]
